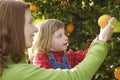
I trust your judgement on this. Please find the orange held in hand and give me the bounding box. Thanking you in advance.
[98,14,111,28]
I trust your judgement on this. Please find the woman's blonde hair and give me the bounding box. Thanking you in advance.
[30,19,65,58]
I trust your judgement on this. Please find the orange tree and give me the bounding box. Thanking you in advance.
[24,0,120,79]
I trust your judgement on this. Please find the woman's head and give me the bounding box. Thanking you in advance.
[0,0,37,75]
[0,0,28,62]
[24,9,38,48]
[32,19,67,54]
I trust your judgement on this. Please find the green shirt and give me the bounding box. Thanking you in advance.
[0,41,108,80]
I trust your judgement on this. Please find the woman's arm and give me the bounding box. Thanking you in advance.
[1,41,108,80]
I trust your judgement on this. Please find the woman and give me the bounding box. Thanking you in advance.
[0,0,115,80]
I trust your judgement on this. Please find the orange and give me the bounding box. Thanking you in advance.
[98,14,111,28]
[30,5,37,11]
[114,67,120,80]
[61,0,67,6]
[66,23,74,33]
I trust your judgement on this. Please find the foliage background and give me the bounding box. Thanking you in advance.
[24,0,120,79]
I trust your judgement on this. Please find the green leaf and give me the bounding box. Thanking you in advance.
[33,19,40,24]
[111,21,120,33]
[111,21,120,27]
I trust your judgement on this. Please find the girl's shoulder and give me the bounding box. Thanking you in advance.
[35,52,48,59]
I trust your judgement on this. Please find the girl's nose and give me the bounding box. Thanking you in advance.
[65,35,68,40]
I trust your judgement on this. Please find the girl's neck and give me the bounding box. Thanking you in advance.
[50,50,64,53]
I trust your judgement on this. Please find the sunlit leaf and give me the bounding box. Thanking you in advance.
[111,21,120,32]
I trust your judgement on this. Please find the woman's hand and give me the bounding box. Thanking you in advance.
[99,17,116,42]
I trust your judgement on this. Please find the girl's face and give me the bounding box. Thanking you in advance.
[24,10,38,48]
[50,28,68,51]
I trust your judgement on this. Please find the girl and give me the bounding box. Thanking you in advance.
[29,19,106,69]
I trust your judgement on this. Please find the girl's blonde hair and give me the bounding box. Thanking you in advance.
[29,19,65,61]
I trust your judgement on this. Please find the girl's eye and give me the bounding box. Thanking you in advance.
[57,34,62,38]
